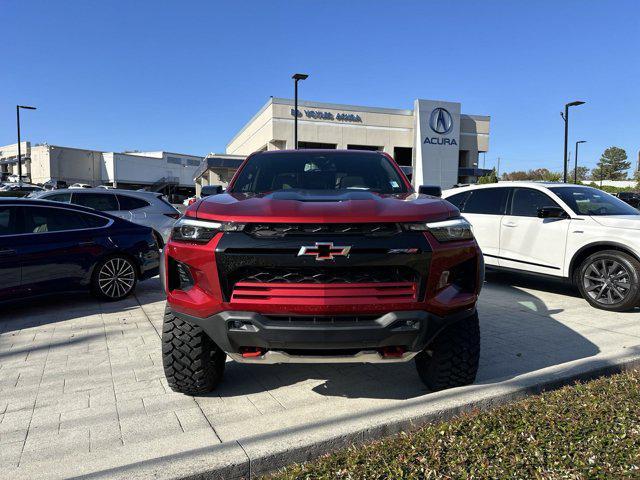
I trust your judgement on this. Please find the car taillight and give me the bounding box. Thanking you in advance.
[164,213,181,219]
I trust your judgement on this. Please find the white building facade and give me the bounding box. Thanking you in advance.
[224,97,491,188]
[0,142,202,193]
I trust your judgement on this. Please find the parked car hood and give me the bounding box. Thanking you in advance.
[192,190,457,223]
[591,215,640,230]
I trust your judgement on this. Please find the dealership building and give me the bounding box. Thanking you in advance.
[195,97,491,193]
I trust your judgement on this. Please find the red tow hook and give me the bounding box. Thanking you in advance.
[239,347,266,358]
[381,346,406,358]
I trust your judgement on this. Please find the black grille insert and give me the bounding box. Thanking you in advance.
[231,266,417,285]
[244,223,401,238]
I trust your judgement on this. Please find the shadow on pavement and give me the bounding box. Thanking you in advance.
[485,269,580,298]
[0,275,604,401]
[212,279,601,400]
[0,277,165,335]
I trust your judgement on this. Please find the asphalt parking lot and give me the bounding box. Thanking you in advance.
[1,274,639,479]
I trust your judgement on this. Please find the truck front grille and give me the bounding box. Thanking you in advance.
[230,281,417,305]
[231,266,417,285]
[244,223,401,238]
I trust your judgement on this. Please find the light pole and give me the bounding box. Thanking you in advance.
[291,73,308,149]
[16,105,37,187]
[574,140,586,184]
[561,100,585,183]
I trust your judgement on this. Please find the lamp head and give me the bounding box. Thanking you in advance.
[566,100,585,107]
[292,73,309,81]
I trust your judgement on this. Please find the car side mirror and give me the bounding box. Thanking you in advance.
[201,185,223,198]
[538,206,567,219]
[418,185,442,198]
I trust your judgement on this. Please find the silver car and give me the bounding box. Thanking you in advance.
[29,188,180,246]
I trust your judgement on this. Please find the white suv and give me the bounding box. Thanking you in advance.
[443,182,640,311]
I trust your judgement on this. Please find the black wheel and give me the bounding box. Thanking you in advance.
[162,305,226,395]
[152,231,164,249]
[575,250,640,312]
[415,312,480,391]
[92,255,137,301]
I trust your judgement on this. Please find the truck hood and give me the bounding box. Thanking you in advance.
[591,215,640,230]
[191,190,457,223]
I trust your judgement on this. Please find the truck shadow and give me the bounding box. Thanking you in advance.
[219,276,604,400]
[0,276,609,402]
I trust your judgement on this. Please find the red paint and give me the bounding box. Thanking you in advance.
[168,150,481,320]
[230,282,417,305]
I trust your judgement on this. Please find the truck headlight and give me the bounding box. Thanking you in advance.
[171,217,245,243]
[404,218,474,242]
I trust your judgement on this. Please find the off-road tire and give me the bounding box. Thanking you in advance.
[415,312,480,391]
[574,250,640,312]
[162,306,226,395]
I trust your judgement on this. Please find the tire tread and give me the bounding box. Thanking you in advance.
[415,313,480,391]
[162,305,226,394]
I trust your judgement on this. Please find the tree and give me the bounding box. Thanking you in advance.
[501,170,528,181]
[501,168,562,182]
[478,168,498,184]
[591,147,630,180]
[569,166,590,183]
[635,168,640,189]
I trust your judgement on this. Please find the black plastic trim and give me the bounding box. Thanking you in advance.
[169,307,476,355]
[484,253,560,270]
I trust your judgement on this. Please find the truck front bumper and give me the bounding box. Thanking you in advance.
[170,307,476,364]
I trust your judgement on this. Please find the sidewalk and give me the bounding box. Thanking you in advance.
[1,274,639,479]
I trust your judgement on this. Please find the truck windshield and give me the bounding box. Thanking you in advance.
[550,186,640,216]
[229,151,408,194]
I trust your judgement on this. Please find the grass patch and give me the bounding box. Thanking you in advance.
[267,369,640,479]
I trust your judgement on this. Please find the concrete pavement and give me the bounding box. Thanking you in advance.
[0,272,639,479]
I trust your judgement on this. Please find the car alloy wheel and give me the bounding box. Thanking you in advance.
[98,257,136,299]
[582,258,631,306]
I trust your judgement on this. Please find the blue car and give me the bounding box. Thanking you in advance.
[0,198,160,302]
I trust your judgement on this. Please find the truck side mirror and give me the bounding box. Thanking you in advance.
[418,185,442,198]
[201,185,223,198]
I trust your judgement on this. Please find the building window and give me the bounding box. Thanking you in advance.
[347,145,382,151]
[167,157,182,165]
[458,150,470,168]
[297,142,337,149]
[186,159,200,166]
[393,147,412,166]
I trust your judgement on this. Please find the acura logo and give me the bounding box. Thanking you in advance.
[297,242,351,261]
[429,107,453,134]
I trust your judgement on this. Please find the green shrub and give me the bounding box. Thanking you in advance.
[269,370,640,480]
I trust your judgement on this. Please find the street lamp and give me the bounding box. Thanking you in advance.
[16,105,37,187]
[561,100,585,183]
[292,73,308,149]
[574,140,586,184]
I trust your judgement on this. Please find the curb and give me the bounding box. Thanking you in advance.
[71,346,640,480]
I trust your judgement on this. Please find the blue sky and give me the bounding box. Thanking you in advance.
[1,0,639,175]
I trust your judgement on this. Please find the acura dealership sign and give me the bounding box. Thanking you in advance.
[414,99,461,189]
[424,107,457,145]
[429,108,453,134]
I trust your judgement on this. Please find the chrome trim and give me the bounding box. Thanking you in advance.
[228,349,418,365]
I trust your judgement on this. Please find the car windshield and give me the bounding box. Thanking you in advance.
[229,151,408,194]
[550,186,640,216]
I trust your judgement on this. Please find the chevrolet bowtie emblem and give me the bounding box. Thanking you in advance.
[297,242,351,261]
